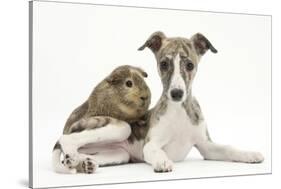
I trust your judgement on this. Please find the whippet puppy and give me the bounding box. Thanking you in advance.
[138,31,264,172]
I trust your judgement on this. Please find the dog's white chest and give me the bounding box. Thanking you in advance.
[149,102,207,161]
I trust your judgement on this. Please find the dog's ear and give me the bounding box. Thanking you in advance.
[191,33,217,56]
[138,31,166,53]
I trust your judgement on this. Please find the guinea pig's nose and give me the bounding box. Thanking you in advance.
[140,96,148,101]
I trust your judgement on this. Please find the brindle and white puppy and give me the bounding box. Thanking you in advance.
[138,31,264,172]
[56,32,264,174]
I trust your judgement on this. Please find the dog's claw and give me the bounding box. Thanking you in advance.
[153,159,173,173]
[62,153,80,169]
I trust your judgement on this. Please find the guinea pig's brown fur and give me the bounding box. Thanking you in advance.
[63,65,151,134]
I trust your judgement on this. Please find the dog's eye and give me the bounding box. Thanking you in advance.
[125,80,133,88]
[160,61,169,71]
[186,62,194,71]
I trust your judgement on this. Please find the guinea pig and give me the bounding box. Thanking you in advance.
[63,65,151,134]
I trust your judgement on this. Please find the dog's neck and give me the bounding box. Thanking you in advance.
[155,88,202,125]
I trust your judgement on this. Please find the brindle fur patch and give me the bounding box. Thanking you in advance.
[69,117,112,134]
[128,111,152,143]
[182,97,204,125]
[53,141,61,150]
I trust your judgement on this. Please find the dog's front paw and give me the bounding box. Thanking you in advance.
[153,159,173,173]
[62,153,80,169]
[236,151,264,163]
[77,158,99,174]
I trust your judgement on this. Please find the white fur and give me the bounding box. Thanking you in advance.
[195,141,264,163]
[127,140,145,161]
[53,120,148,173]
[168,53,186,101]
[53,121,132,174]
[88,148,130,166]
[143,101,208,171]
[52,149,77,174]
[143,98,264,172]
[78,139,144,162]
[77,147,129,167]
[59,122,131,156]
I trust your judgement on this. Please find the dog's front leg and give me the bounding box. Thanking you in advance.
[195,140,264,163]
[143,139,173,172]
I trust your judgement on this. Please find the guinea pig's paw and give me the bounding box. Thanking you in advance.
[79,158,99,174]
[236,151,264,163]
[153,159,173,173]
[62,153,80,169]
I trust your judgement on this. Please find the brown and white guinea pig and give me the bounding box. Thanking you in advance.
[63,65,151,134]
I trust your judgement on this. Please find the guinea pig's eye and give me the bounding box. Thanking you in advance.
[125,80,133,88]
[185,61,194,71]
[160,61,169,71]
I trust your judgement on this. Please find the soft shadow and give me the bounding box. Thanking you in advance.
[18,179,29,188]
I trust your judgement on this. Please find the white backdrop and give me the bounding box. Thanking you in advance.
[31,1,271,188]
[2,0,281,189]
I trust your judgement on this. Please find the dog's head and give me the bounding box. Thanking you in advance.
[138,31,217,103]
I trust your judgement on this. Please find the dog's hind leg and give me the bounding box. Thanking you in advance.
[195,140,264,163]
[90,148,130,166]
[59,116,131,169]
[74,148,130,174]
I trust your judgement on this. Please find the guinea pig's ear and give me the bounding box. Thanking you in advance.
[191,33,217,57]
[105,73,121,85]
[141,71,148,78]
[138,31,166,53]
[135,67,148,78]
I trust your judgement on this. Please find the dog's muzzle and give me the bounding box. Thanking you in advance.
[170,89,184,101]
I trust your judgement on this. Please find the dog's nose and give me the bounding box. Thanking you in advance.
[170,89,184,101]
